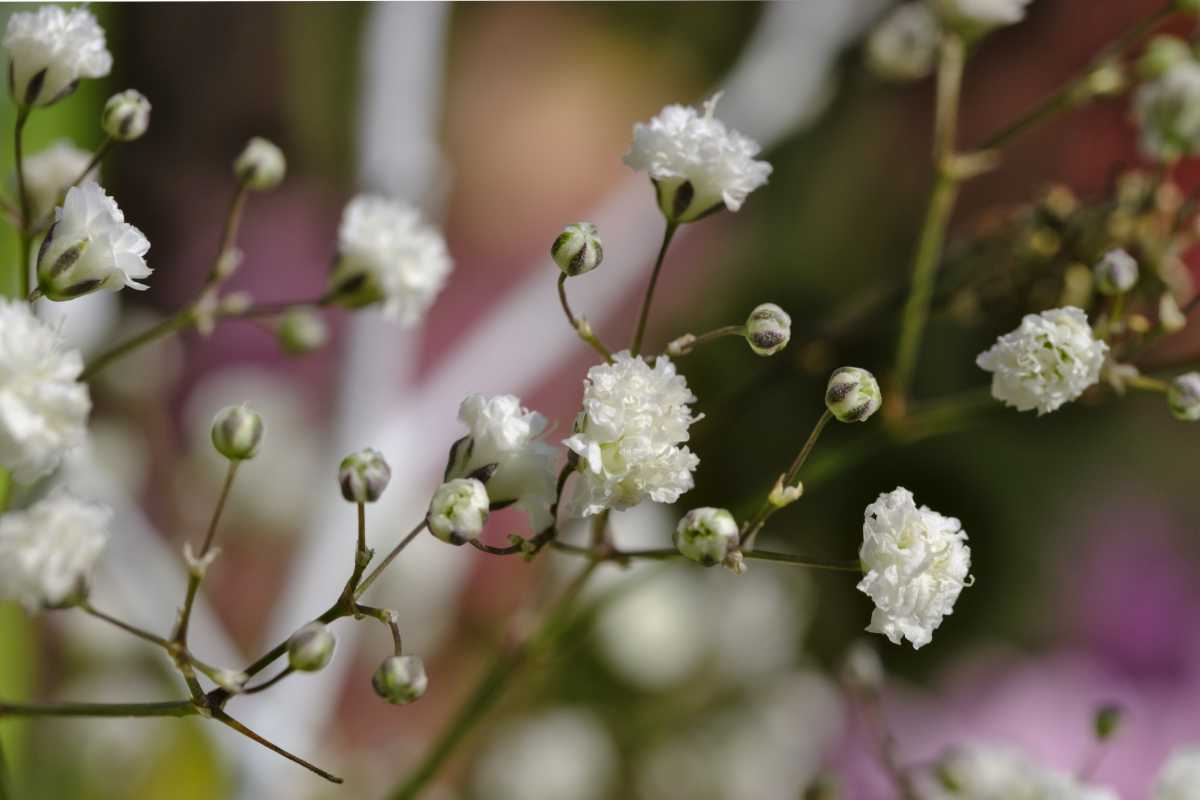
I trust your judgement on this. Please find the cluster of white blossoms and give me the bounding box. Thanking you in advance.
[921,743,1117,799]
[0,489,111,611]
[1155,747,1200,800]
[20,140,96,221]
[328,194,453,326]
[564,352,702,516]
[976,307,1108,415]
[1135,54,1200,163]
[3,5,111,107]
[857,487,972,650]
[623,94,772,224]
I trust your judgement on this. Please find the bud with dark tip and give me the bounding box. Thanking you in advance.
[1168,372,1200,421]
[287,622,336,672]
[210,404,264,460]
[372,655,428,704]
[234,137,286,191]
[825,367,881,423]
[674,507,739,566]
[1094,249,1138,295]
[427,478,489,545]
[745,302,791,356]
[339,448,392,503]
[551,222,603,277]
[102,90,151,142]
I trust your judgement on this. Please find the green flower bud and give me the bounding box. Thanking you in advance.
[287,622,336,672]
[101,90,151,142]
[210,404,264,460]
[825,367,882,423]
[1139,36,1193,80]
[372,655,428,705]
[551,222,603,277]
[277,308,328,355]
[1168,372,1200,421]
[427,478,489,545]
[338,448,392,503]
[673,507,739,566]
[745,302,791,356]
[234,137,286,191]
[1093,249,1138,295]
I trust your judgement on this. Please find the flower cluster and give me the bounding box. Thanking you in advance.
[1135,53,1200,163]
[4,5,111,107]
[921,743,1117,799]
[20,140,95,221]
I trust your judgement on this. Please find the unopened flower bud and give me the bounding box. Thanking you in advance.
[1160,293,1188,333]
[1168,372,1200,421]
[287,622,336,672]
[372,655,427,705]
[427,478,489,545]
[233,137,286,191]
[826,367,882,423]
[865,2,939,83]
[768,474,803,508]
[666,333,697,357]
[1094,249,1138,295]
[1139,37,1192,80]
[674,507,739,567]
[338,447,391,503]
[551,222,603,277]
[745,302,791,356]
[101,90,151,142]
[277,308,329,355]
[210,404,264,460]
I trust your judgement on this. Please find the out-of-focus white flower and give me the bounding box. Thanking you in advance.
[1135,60,1200,163]
[564,352,701,516]
[867,3,941,82]
[447,394,557,531]
[329,194,453,325]
[929,0,1032,33]
[0,298,89,482]
[427,478,489,545]
[3,5,112,107]
[473,709,618,800]
[857,487,971,650]
[976,306,1108,415]
[1155,746,1200,800]
[1094,248,1139,295]
[1169,372,1200,422]
[921,743,1118,800]
[37,182,151,301]
[233,137,286,190]
[623,94,772,223]
[19,140,95,222]
[674,507,739,566]
[101,89,151,142]
[0,489,110,611]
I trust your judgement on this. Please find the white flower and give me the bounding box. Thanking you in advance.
[564,351,701,516]
[0,298,90,482]
[0,489,111,611]
[37,182,151,301]
[427,477,489,545]
[233,137,286,190]
[329,195,453,326]
[923,743,1118,800]
[929,0,1032,32]
[473,709,618,800]
[1134,60,1200,163]
[19,140,95,222]
[102,89,151,142]
[867,3,941,83]
[3,5,112,107]
[447,394,558,531]
[857,487,971,649]
[976,306,1108,415]
[623,93,772,223]
[1155,746,1200,800]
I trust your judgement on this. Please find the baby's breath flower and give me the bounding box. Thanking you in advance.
[233,137,286,190]
[623,94,772,224]
[923,743,1118,799]
[0,489,110,611]
[825,367,882,423]
[101,89,151,142]
[0,298,89,482]
[674,507,739,566]
[3,5,112,107]
[210,404,264,461]
[857,487,971,649]
[1138,36,1193,81]
[552,222,603,277]
[287,622,336,673]
[564,352,702,516]
[20,140,95,222]
[338,447,391,503]
[1093,248,1138,295]
[1155,747,1200,800]
[1134,59,1200,163]
[976,307,1108,415]
[1168,372,1200,421]
[428,478,489,545]
[328,195,453,326]
[929,0,1033,34]
[866,3,940,83]
[745,303,791,356]
[372,655,428,704]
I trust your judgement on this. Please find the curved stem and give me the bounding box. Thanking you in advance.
[356,520,427,598]
[630,221,678,357]
[81,308,195,381]
[557,274,614,362]
[355,604,403,655]
[175,461,239,652]
[13,107,31,299]
[243,667,294,696]
[742,409,834,550]
[213,710,342,784]
[0,700,197,719]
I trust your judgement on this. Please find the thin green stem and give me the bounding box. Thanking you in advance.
[213,710,342,784]
[80,601,170,650]
[356,520,428,598]
[631,220,679,357]
[80,308,195,381]
[0,700,197,719]
[13,107,31,299]
[742,409,834,550]
[175,461,239,652]
[669,324,746,357]
[69,137,112,191]
[558,273,613,362]
[355,604,403,655]
[243,667,294,696]
[0,734,9,800]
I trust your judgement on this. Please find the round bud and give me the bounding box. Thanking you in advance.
[1138,37,1192,81]
[865,2,939,83]
[287,622,336,672]
[234,137,286,191]
[427,478,489,545]
[102,90,151,142]
[673,507,739,567]
[210,404,264,460]
[1168,372,1200,421]
[1093,248,1139,295]
[338,448,392,503]
[277,308,328,355]
[745,302,792,356]
[372,655,428,705]
[825,367,882,423]
[551,222,603,277]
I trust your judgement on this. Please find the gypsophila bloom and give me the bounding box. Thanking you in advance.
[37,182,151,301]
[0,489,110,611]
[210,404,264,461]
[287,622,336,673]
[1168,372,1200,421]
[623,93,772,224]
[1138,36,1193,81]
[233,137,285,190]
[19,140,95,222]
[447,394,557,530]
[0,298,89,482]
[976,307,1108,415]
[328,194,453,326]
[745,303,791,356]
[564,351,702,516]
[1094,248,1138,295]
[338,447,392,503]
[428,477,489,545]
[3,5,112,107]
[857,487,971,649]
[1134,59,1200,163]
[552,222,603,277]
[372,655,428,705]
[922,743,1118,800]
[101,89,151,142]
[866,3,940,82]
[674,507,739,566]
[929,0,1032,33]
[1154,747,1200,800]
[825,367,882,423]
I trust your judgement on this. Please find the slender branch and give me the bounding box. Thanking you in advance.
[80,601,171,650]
[557,273,613,361]
[13,107,31,299]
[0,734,9,800]
[0,700,197,719]
[80,308,195,381]
[630,220,679,357]
[213,710,342,784]
[68,137,112,191]
[356,520,428,598]
[242,667,294,696]
[355,604,403,655]
[742,409,834,550]
[175,460,240,649]
[667,324,745,357]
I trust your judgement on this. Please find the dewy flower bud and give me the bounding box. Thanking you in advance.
[101,89,151,142]
[372,655,428,705]
[427,478,489,545]
[1093,248,1138,295]
[1137,36,1192,80]
[233,137,286,191]
[1168,372,1200,421]
[338,447,391,503]
[287,622,336,672]
[673,507,739,566]
[825,367,882,423]
[551,222,603,277]
[744,302,791,356]
[277,308,329,355]
[210,404,264,461]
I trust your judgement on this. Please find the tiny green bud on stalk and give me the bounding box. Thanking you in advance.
[427,478,489,545]
[768,474,803,509]
[287,622,337,673]
[372,655,428,705]
[674,507,739,566]
[1168,372,1200,421]
[551,222,603,277]
[825,367,882,423]
[1093,249,1138,295]
[338,447,392,503]
[278,308,329,354]
[745,302,791,356]
[102,89,151,142]
[1160,293,1188,333]
[234,137,286,190]
[210,404,264,460]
